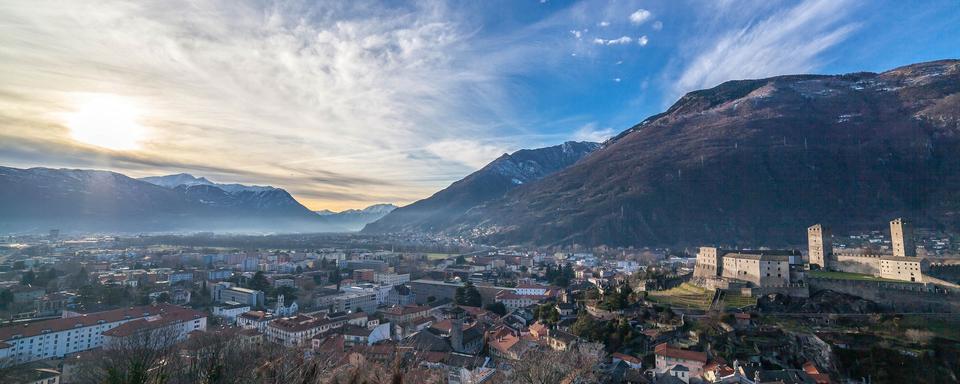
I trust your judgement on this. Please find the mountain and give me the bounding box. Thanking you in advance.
[362,141,600,233]
[0,168,324,233]
[141,173,275,193]
[432,60,960,247]
[313,204,398,231]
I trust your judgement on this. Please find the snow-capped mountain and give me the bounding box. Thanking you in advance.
[313,203,398,231]
[140,173,275,193]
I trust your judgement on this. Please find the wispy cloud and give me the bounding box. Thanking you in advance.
[638,35,649,46]
[571,123,615,143]
[671,0,860,99]
[0,0,569,210]
[593,36,633,45]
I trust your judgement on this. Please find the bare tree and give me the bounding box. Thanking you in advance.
[504,343,605,384]
[72,325,182,384]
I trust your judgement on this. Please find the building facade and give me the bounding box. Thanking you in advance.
[0,304,204,366]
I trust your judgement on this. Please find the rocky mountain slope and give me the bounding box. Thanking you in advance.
[442,60,960,247]
[362,141,599,233]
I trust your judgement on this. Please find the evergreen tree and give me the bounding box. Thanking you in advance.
[455,281,482,307]
[20,270,36,286]
[248,271,270,292]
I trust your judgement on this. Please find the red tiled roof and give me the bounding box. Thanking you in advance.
[101,306,205,337]
[239,310,270,321]
[654,343,707,363]
[380,305,431,316]
[0,304,189,341]
[612,352,642,364]
[268,314,330,333]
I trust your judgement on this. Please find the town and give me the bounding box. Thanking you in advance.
[0,218,958,383]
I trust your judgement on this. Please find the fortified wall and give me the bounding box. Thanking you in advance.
[808,277,959,313]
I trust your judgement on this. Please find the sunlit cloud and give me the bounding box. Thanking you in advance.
[0,0,563,210]
[629,9,652,25]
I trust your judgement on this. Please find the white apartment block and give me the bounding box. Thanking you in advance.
[0,304,204,366]
[374,273,410,287]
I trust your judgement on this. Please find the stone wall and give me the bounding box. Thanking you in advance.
[808,277,959,313]
[833,254,881,275]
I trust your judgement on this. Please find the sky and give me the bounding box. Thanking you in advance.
[0,0,957,211]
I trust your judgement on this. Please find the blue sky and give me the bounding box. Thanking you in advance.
[0,0,957,210]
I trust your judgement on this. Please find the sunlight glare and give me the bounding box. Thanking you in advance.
[66,94,147,150]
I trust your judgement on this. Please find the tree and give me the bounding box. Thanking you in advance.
[70,267,89,289]
[509,344,604,384]
[248,271,270,292]
[485,302,507,316]
[274,286,298,306]
[20,270,35,285]
[0,289,12,310]
[455,281,482,307]
[535,303,560,324]
[571,312,599,340]
[330,267,343,290]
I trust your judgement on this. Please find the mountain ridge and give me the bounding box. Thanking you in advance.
[362,141,600,234]
[428,59,960,247]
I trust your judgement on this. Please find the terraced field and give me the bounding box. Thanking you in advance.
[722,293,757,309]
[647,283,714,310]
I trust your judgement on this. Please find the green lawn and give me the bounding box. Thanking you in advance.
[426,253,456,260]
[807,270,907,283]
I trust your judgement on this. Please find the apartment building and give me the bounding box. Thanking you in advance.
[0,304,204,366]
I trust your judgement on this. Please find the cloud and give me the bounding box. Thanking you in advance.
[571,123,615,143]
[593,36,633,45]
[671,0,860,99]
[0,0,570,209]
[652,21,663,31]
[638,35,649,46]
[424,140,510,169]
[598,21,610,27]
[570,29,583,39]
[629,9,652,25]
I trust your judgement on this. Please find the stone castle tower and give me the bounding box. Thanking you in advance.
[807,224,833,269]
[890,218,916,257]
[451,319,464,353]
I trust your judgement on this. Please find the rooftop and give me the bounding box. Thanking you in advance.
[0,304,189,341]
[654,343,708,363]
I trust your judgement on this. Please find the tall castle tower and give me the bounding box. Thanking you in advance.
[890,218,916,257]
[808,224,833,269]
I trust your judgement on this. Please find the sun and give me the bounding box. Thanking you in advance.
[66,94,147,150]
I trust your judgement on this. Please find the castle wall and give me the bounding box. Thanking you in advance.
[808,277,959,313]
[833,254,882,275]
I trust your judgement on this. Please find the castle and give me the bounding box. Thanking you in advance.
[693,218,930,290]
[811,218,928,283]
